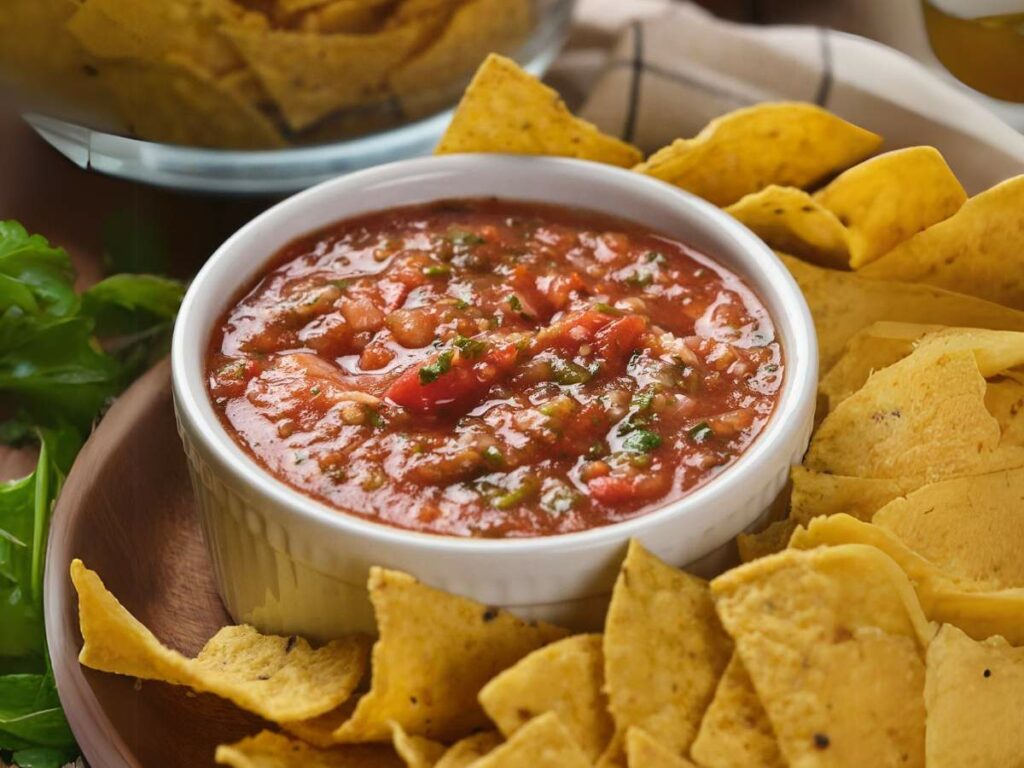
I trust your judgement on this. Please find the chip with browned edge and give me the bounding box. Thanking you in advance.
[215,730,401,768]
[71,559,369,724]
[625,727,698,768]
[435,54,643,167]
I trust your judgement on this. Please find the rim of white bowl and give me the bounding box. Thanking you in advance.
[171,154,817,556]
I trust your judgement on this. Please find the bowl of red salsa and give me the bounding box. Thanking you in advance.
[172,155,817,637]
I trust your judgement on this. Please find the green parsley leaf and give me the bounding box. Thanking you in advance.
[418,350,454,384]
[689,422,714,443]
[621,429,662,453]
[453,335,487,359]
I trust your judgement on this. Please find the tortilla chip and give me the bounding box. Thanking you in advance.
[690,655,784,768]
[859,175,1024,309]
[299,0,393,33]
[602,540,732,764]
[215,730,401,768]
[724,186,849,269]
[736,519,796,563]
[435,54,643,167]
[225,23,424,130]
[387,0,465,25]
[805,347,1015,481]
[780,253,1024,372]
[872,468,1024,592]
[435,732,503,768]
[815,147,966,269]
[70,559,368,723]
[625,728,698,768]
[391,723,446,768]
[391,0,532,119]
[927,590,1024,646]
[479,634,612,761]
[925,625,1024,768]
[98,56,286,148]
[819,321,940,412]
[711,545,931,768]
[987,371,1024,444]
[633,103,881,207]
[333,567,566,743]
[283,704,356,748]
[789,466,911,525]
[467,712,590,768]
[70,0,245,75]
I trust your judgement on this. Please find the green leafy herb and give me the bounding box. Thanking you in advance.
[550,358,592,385]
[689,422,714,443]
[507,294,523,312]
[631,388,655,412]
[453,335,487,359]
[418,350,454,384]
[453,298,470,311]
[625,269,654,287]
[592,302,622,316]
[621,429,662,453]
[644,251,666,264]
[0,220,185,766]
[422,264,451,278]
[482,445,506,467]
[540,484,578,516]
[446,228,486,248]
[492,474,540,510]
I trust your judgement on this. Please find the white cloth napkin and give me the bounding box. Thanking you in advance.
[551,1,1024,194]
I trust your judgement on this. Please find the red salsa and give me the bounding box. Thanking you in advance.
[207,200,783,537]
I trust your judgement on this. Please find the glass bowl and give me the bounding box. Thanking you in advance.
[19,0,575,194]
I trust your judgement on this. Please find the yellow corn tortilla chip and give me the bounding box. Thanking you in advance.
[711,545,931,768]
[283,704,356,748]
[435,54,643,167]
[815,147,966,269]
[633,102,881,207]
[625,728,698,768]
[987,371,1024,444]
[479,633,612,761]
[602,541,732,764]
[925,625,1024,768]
[215,730,401,768]
[387,0,465,25]
[789,466,912,525]
[70,559,368,723]
[334,567,566,743]
[97,55,286,148]
[391,0,532,119]
[225,23,424,131]
[690,654,783,768]
[872,468,1024,592]
[819,321,940,412]
[298,0,393,33]
[790,514,1024,644]
[435,732,503,768]
[735,519,796,563]
[70,0,246,75]
[780,252,1024,371]
[805,347,1024,481]
[391,723,446,768]
[468,712,591,768]
[724,186,849,269]
[859,175,1024,309]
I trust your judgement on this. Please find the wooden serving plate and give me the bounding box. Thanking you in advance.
[44,360,268,768]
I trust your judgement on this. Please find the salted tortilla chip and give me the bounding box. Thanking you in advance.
[298,0,392,33]
[468,713,590,768]
[690,655,783,768]
[780,253,1024,371]
[391,0,531,118]
[225,23,424,130]
[70,560,368,723]
[435,54,642,167]
[215,730,401,768]
[819,321,940,412]
[387,0,465,25]
[391,723,445,768]
[736,519,796,563]
[633,103,881,206]
[602,540,732,764]
[806,347,1021,481]
[859,175,1024,309]
[724,186,849,269]
[790,513,1024,644]
[789,466,911,525]
[815,146,966,269]
[872,468,1024,592]
[334,567,566,743]
[925,625,1024,768]
[435,732,503,768]
[987,371,1024,444]
[98,55,286,148]
[479,634,612,761]
[625,728,698,768]
[711,545,931,768]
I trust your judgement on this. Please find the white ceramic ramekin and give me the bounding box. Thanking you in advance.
[172,155,817,639]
